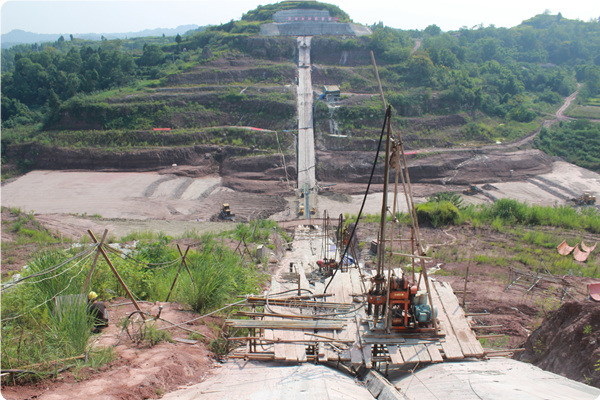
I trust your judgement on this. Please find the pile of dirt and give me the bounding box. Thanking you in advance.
[515,301,600,388]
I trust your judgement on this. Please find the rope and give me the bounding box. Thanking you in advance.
[156,298,248,331]
[1,253,92,322]
[405,366,440,399]
[102,245,183,269]
[274,130,293,190]
[324,106,390,294]
[1,245,98,291]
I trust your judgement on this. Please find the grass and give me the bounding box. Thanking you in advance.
[1,207,60,245]
[1,223,270,381]
[565,105,600,119]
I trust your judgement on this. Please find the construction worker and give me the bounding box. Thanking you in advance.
[87,291,109,333]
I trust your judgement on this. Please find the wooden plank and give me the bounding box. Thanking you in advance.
[414,344,431,363]
[318,342,326,362]
[362,344,373,369]
[434,281,484,357]
[356,317,372,368]
[226,319,345,330]
[429,280,464,360]
[323,343,336,362]
[294,330,307,362]
[172,337,198,345]
[350,344,363,365]
[386,345,404,365]
[340,272,353,303]
[350,268,364,296]
[339,348,351,362]
[400,345,419,363]
[426,344,444,363]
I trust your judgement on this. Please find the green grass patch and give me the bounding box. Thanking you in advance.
[565,105,600,119]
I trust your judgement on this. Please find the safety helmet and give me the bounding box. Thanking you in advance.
[88,291,98,301]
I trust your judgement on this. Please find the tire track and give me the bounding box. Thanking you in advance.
[143,175,177,198]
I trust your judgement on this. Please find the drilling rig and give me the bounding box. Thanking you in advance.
[365,106,437,333]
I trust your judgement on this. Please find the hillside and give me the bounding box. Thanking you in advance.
[1,25,201,49]
[2,4,600,181]
[2,4,600,398]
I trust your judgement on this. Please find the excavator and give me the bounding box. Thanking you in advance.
[218,203,235,221]
[573,193,596,206]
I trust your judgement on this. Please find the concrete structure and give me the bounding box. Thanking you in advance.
[273,9,331,23]
[323,85,341,102]
[160,360,375,400]
[390,358,600,400]
[296,36,316,190]
[260,8,371,37]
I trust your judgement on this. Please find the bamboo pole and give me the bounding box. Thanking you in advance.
[83,229,108,293]
[177,244,194,284]
[87,230,141,313]
[166,246,190,302]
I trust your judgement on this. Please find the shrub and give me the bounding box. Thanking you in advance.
[416,201,460,227]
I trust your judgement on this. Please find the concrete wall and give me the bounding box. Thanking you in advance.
[273,9,331,23]
[260,22,371,37]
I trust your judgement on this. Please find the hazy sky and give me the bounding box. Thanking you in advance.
[1,0,598,35]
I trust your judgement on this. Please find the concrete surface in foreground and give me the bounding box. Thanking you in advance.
[390,358,600,400]
[160,360,374,400]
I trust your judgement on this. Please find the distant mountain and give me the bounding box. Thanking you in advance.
[1,25,200,48]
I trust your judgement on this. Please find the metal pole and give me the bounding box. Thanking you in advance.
[380,108,392,329]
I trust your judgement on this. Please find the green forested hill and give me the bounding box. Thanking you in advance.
[2,3,600,178]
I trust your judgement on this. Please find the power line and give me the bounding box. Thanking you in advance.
[102,245,183,269]
[1,244,98,291]
[1,253,92,322]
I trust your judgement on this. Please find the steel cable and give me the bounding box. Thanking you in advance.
[1,252,93,322]
[324,106,391,294]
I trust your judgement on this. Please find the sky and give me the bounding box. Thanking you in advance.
[1,0,598,35]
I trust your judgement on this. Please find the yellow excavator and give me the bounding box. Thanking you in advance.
[573,193,596,205]
[219,203,235,221]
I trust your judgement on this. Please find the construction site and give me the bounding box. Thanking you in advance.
[2,6,600,400]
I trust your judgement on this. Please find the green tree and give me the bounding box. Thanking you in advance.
[137,44,165,67]
[424,24,442,37]
[407,53,435,85]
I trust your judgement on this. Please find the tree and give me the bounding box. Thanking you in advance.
[175,33,182,44]
[424,24,442,37]
[137,44,165,67]
[407,53,435,85]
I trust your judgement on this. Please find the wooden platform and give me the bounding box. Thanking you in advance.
[228,225,484,368]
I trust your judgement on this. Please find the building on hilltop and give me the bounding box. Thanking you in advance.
[261,9,371,36]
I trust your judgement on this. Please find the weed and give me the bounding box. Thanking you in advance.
[209,337,230,356]
[143,323,172,347]
[583,325,593,335]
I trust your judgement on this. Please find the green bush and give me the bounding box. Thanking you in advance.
[416,200,460,227]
